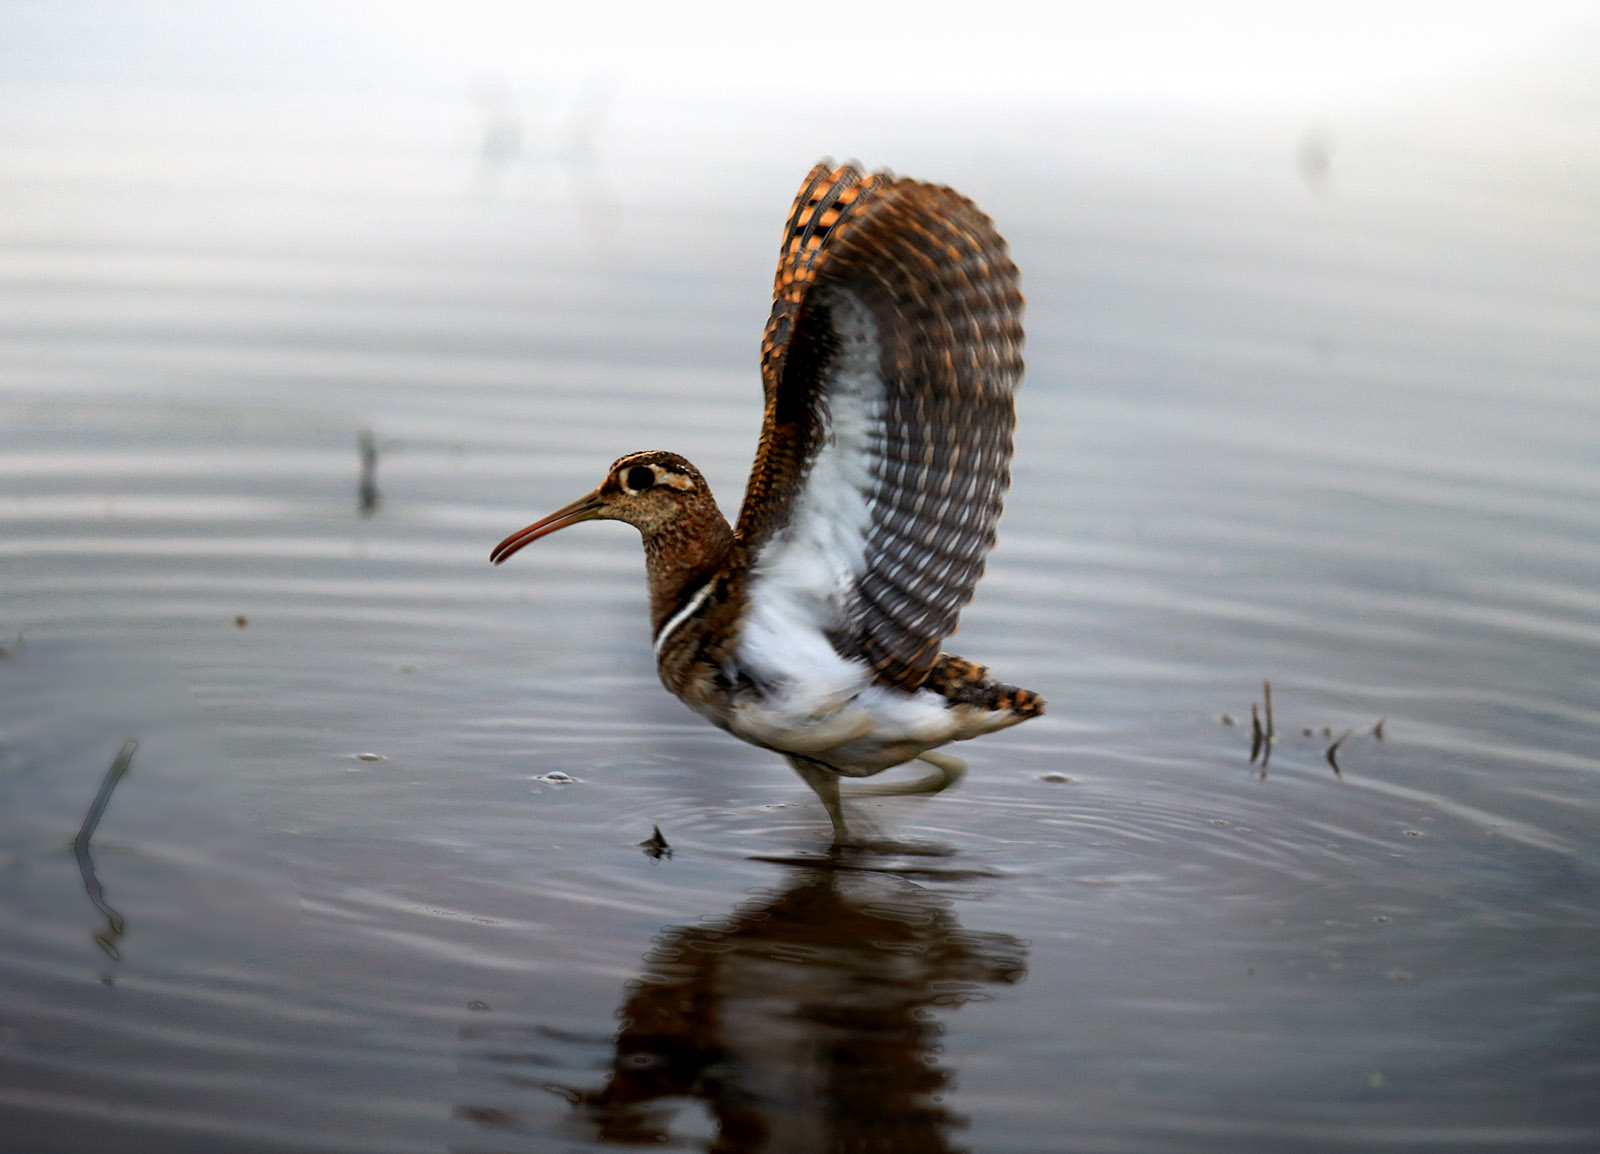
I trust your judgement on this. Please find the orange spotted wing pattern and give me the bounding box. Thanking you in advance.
[735,162,1025,691]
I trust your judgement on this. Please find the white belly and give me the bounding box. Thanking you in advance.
[716,673,1019,777]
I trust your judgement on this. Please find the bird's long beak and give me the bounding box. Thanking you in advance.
[490,489,606,564]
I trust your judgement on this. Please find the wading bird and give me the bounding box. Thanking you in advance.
[492,162,1043,840]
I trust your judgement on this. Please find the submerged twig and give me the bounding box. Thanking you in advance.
[358,430,381,516]
[1325,729,1352,777]
[1237,682,1382,781]
[74,739,136,959]
[1248,679,1275,774]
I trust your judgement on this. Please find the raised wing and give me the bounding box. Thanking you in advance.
[734,163,1024,691]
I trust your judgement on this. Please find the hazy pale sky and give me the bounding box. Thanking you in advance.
[360,0,1600,106]
[3,0,1597,113]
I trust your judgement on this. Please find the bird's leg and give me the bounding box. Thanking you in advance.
[849,750,968,798]
[786,756,850,843]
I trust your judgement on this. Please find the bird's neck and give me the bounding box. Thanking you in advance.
[640,500,735,636]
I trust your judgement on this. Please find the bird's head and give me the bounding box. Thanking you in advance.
[490,450,712,564]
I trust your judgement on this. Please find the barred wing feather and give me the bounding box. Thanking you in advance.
[734,163,1024,692]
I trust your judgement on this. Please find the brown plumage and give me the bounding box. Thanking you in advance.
[744,164,1025,688]
[492,162,1043,840]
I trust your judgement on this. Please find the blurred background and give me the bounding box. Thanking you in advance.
[4,3,1600,1153]
[4,0,1599,244]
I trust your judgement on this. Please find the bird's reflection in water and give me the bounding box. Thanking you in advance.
[462,861,1027,1152]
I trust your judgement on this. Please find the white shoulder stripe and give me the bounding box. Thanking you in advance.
[653,578,716,662]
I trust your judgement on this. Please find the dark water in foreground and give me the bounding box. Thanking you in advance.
[3,88,1599,1152]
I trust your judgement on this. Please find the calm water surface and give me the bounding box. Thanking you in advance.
[3,86,1599,1152]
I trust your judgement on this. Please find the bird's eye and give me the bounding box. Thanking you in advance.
[624,465,656,492]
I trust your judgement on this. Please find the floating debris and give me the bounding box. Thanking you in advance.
[353,752,387,763]
[1373,717,1386,741]
[234,614,248,629]
[639,825,671,860]
[532,771,578,785]
[1038,772,1072,784]
[1220,713,1235,727]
